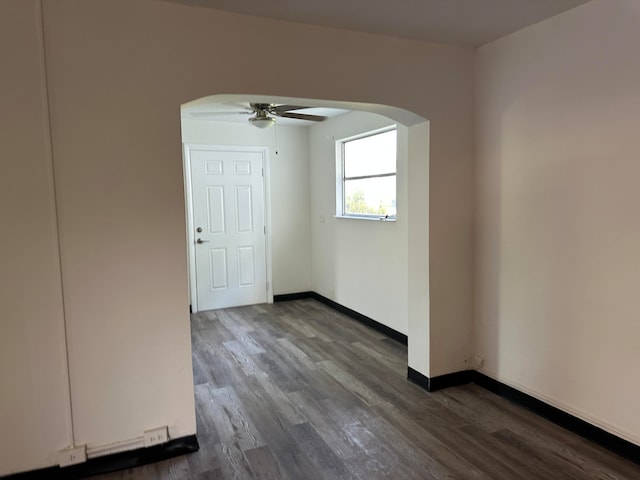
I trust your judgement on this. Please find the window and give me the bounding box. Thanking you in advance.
[336,126,397,220]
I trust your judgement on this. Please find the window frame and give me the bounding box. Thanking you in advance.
[335,125,397,221]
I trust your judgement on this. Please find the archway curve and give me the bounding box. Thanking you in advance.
[182,93,427,128]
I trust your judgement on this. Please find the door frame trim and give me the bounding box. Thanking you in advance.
[182,143,273,312]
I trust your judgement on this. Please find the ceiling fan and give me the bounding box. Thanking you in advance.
[189,103,328,128]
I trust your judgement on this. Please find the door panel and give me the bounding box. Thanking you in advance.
[238,246,256,287]
[189,147,267,310]
[235,186,253,233]
[207,186,225,234]
[209,248,228,290]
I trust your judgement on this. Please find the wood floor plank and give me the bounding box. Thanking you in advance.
[555,438,640,480]
[91,300,640,480]
[350,340,406,375]
[244,446,291,480]
[288,422,356,480]
[491,428,596,480]
[249,373,307,426]
[193,345,240,389]
[286,389,364,461]
[193,383,221,445]
[317,359,394,409]
[223,340,260,376]
[278,313,333,342]
[366,405,492,480]
[208,384,264,451]
[193,469,222,479]
[215,442,255,480]
[275,336,318,370]
[190,310,219,332]
[216,309,255,338]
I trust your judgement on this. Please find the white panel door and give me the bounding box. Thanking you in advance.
[189,147,267,310]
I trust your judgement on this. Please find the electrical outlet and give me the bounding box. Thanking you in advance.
[473,355,485,369]
[58,445,86,467]
[144,426,169,447]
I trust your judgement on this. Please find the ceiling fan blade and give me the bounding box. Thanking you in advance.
[278,112,327,122]
[189,111,251,117]
[270,104,310,114]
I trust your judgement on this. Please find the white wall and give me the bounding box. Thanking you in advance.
[0,0,474,474]
[0,1,72,474]
[309,112,409,335]
[181,119,312,295]
[475,0,640,445]
[40,0,473,415]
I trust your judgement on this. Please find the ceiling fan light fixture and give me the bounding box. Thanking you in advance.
[248,110,276,129]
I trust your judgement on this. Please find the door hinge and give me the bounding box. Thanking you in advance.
[262,168,264,177]
[264,226,266,234]
[266,281,269,292]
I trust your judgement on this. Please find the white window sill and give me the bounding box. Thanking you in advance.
[334,215,396,222]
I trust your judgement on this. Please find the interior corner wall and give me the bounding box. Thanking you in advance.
[309,111,409,335]
[0,0,72,475]
[475,0,640,445]
[181,120,312,295]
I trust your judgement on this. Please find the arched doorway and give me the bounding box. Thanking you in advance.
[181,93,431,379]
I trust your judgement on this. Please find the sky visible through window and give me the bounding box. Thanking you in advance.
[343,129,396,216]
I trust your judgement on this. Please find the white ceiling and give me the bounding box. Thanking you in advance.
[163,0,591,47]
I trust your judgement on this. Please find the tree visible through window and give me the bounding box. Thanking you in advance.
[338,127,397,218]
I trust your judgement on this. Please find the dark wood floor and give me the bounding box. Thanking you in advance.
[95,299,639,479]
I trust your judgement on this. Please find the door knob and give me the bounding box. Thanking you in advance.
[196,238,209,244]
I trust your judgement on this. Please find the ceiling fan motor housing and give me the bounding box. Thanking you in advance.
[249,107,277,128]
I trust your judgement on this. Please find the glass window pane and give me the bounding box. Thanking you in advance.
[344,176,396,216]
[344,129,396,178]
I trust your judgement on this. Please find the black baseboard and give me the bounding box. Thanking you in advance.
[273,291,315,302]
[274,291,408,345]
[3,435,199,480]
[273,292,408,345]
[407,366,430,390]
[407,367,640,465]
[311,292,408,345]
[407,367,473,392]
[472,372,640,465]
